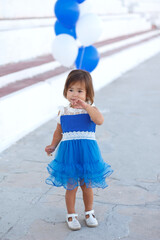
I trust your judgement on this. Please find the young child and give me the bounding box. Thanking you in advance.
[45,69,113,230]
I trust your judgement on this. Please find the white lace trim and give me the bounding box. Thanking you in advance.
[61,131,96,141]
[63,105,87,115]
[56,105,88,123]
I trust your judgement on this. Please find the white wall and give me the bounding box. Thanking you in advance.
[0,19,54,65]
[0,0,129,19]
[0,72,68,152]
[1,0,160,19]
[0,0,54,18]
[101,14,150,40]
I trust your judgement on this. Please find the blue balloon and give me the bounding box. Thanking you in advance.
[75,46,100,72]
[77,0,86,3]
[54,0,80,29]
[54,20,77,39]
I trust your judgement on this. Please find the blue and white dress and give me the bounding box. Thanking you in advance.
[46,105,113,190]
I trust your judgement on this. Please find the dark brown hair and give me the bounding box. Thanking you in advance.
[63,70,94,104]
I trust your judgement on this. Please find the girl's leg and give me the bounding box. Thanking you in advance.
[81,184,98,227]
[65,187,78,215]
[81,184,93,212]
[65,187,81,230]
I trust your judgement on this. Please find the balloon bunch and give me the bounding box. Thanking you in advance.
[52,0,102,72]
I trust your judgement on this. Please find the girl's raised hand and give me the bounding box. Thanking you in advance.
[72,99,87,109]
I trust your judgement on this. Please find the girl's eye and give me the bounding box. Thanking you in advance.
[69,89,73,92]
[78,90,82,93]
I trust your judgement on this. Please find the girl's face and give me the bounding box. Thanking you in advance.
[66,81,87,107]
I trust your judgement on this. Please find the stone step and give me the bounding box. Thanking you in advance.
[0,28,159,98]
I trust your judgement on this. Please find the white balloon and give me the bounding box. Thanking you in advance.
[79,0,93,17]
[52,34,78,67]
[76,13,103,46]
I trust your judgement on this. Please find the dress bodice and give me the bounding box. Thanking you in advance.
[61,114,96,133]
[58,105,96,141]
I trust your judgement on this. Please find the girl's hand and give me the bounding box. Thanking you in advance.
[45,145,55,156]
[72,98,88,109]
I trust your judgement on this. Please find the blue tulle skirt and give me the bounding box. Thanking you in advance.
[46,139,113,190]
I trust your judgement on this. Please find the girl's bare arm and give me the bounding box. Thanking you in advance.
[45,123,62,154]
[84,104,104,125]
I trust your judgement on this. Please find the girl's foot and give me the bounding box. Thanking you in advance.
[85,210,98,227]
[66,213,81,230]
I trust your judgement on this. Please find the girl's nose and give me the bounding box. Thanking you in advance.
[73,92,78,97]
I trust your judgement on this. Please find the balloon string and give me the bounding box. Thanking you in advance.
[79,46,85,69]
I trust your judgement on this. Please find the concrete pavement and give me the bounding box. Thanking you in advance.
[0,52,160,240]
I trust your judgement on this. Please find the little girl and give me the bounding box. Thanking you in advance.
[45,69,113,230]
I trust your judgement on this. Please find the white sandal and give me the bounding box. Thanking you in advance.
[66,213,81,230]
[85,210,98,227]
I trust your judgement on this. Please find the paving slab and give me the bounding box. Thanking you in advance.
[0,53,160,240]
